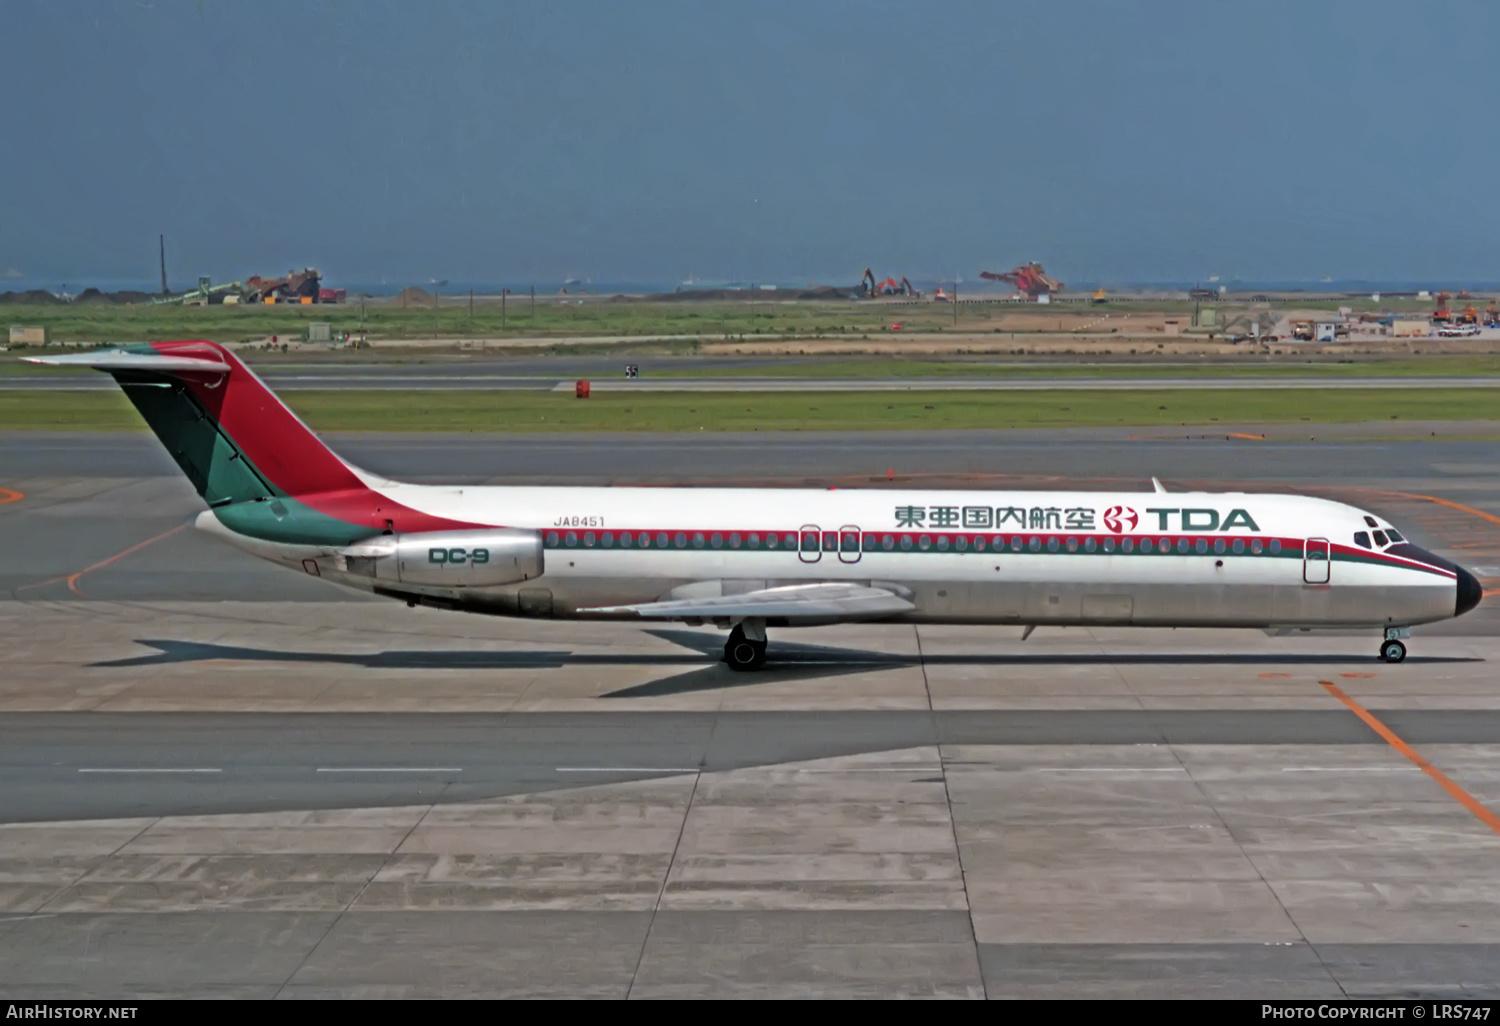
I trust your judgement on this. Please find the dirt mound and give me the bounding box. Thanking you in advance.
[0,289,64,305]
[397,286,433,305]
[72,288,113,304]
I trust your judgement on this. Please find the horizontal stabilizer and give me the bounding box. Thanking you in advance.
[581,582,915,621]
[21,347,230,373]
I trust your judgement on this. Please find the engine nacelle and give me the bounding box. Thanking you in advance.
[337,529,543,588]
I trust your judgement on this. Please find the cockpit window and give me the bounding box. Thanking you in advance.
[1363,515,1378,528]
[1372,530,1389,546]
[1354,531,1371,549]
[1385,529,1403,542]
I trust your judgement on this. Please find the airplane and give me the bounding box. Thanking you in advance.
[27,340,1482,670]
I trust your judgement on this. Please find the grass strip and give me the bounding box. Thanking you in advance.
[2,387,1498,433]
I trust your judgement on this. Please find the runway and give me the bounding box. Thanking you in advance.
[9,369,1500,391]
[3,428,1500,996]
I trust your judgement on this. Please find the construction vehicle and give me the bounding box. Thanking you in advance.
[1092,288,1108,304]
[1432,291,1452,323]
[1460,305,1479,325]
[978,262,1062,298]
[1485,305,1500,327]
[859,268,917,297]
[245,268,327,305]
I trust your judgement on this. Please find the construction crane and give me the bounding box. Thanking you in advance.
[979,262,1063,297]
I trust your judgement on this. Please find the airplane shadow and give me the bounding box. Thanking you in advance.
[90,631,1481,699]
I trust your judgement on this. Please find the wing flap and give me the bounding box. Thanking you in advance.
[581,582,914,620]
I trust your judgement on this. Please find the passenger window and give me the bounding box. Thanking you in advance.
[801,531,818,552]
[1354,531,1370,549]
[1385,529,1403,542]
[1371,530,1388,546]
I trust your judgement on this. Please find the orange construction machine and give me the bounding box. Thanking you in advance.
[860,267,916,297]
[979,262,1062,297]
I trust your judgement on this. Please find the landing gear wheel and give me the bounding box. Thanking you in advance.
[723,625,767,671]
[1379,639,1407,664]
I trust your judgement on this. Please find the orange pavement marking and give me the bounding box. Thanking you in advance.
[1319,680,1500,837]
[1391,491,1500,528]
[18,524,186,597]
[0,488,23,506]
[1258,673,1291,679]
[66,524,187,597]
[1225,432,1266,441]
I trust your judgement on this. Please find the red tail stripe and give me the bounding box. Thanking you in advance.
[148,341,478,534]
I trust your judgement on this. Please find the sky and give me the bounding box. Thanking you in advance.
[3,0,1499,289]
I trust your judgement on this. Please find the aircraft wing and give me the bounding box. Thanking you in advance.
[22,347,231,372]
[580,582,915,621]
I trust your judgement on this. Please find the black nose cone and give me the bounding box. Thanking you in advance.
[1456,565,1483,617]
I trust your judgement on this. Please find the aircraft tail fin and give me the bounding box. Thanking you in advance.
[25,341,364,507]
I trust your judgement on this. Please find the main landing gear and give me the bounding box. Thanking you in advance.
[723,620,768,672]
[1378,627,1409,664]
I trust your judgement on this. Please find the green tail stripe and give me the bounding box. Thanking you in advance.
[211,495,382,547]
[114,368,288,506]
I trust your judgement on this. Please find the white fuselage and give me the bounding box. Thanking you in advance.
[200,483,1460,631]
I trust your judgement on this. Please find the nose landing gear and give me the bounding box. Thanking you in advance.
[723,619,768,672]
[1378,627,1409,664]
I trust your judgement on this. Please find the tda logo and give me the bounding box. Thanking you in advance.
[1103,506,1138,533]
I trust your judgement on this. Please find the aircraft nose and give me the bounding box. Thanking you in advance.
[1456,565,1483,617]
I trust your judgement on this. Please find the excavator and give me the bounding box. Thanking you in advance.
[860,268,916,297]
[979,262,1062,297]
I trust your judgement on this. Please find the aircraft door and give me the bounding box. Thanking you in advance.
[836,525,862,564]
[799,524,822,564]
[1303,538,1331,584]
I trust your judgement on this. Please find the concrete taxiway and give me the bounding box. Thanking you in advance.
[3,428,1500,997]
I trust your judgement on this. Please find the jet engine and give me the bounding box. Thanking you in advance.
[337,529,543,587]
